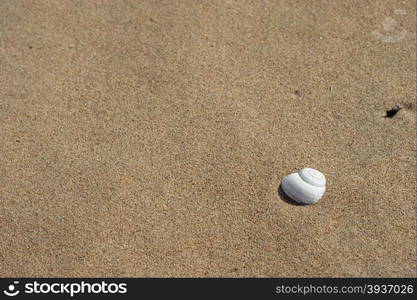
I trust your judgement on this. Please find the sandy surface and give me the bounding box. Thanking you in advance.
[0,0,415,277]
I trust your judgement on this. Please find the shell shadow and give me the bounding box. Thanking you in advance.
[277,184,307,206]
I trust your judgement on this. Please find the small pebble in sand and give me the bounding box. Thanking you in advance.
[385,104,401,118]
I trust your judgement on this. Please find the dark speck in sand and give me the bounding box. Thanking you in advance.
[385,104,401,118]
[293,90,301,97]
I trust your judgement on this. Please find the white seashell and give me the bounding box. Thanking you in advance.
[281,168,326,205]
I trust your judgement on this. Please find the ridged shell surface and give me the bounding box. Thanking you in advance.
[299,168,326,187]
[281,168,326,204]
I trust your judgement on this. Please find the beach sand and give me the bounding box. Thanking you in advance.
[0,0,415,277]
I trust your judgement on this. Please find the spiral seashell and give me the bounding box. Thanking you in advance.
[281,168,326,205]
